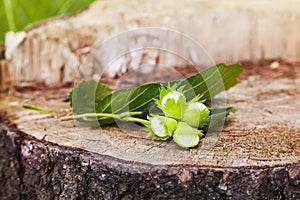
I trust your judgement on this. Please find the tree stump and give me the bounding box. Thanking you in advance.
[1,1,300,199]
[1,62,300,199]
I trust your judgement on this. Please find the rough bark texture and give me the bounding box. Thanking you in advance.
[1,122,300,200]
[0,63,300,199]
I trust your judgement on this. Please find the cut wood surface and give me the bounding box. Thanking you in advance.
[1,63,300,167]
[0,63,300,199]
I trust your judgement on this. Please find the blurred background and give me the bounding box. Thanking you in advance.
[1,0,299,89]
[0,0,96,44]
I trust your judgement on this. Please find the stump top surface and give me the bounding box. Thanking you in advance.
[1,64,300,168]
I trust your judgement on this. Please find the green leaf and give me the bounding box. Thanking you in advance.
[69,63,242,127]
[69,80,112,115]
[94,83,161,126]
[174,63,242,100]
[203,106,237,132]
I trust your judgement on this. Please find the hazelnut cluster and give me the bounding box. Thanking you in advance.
[147,85,210,148]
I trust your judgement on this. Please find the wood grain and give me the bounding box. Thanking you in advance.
[0,64,299,199]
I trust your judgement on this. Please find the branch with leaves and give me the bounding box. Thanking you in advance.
[24,63,243,149]
[66,63,242,148]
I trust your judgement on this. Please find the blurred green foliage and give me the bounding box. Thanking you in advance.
[0,0,96,44]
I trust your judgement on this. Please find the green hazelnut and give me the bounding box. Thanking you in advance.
[149,115,177,138]
[182,102,210,128]
[161,91,186,120]
[173,122,203,148]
